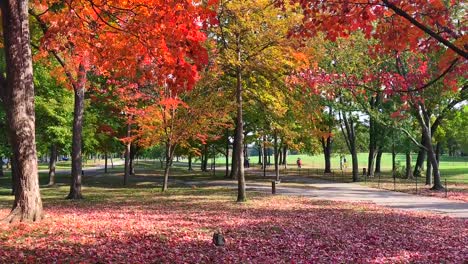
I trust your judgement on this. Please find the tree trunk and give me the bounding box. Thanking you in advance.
[340,111,358,182]
[11,155,18,195]
[1,0,43,222]
[273,131,280,181]
[201,144,208,171]
[426,154,432,185]
[104,151,108,173]
[162,142,175,192]
[263,135,268,169]
[351,150,359,182]
[129,144,135,175]
[405,151,413,179]
[48,144,57,186]
[188,154,193,171]
[0,157,4,178]
[374,149,383,174]
[225,129,229,177]
[230,126,238,179]
[413,134,427,177]
[282,146,288,169]
[123,123,131,185]
[367,145,377,178]
[66,63,86,200]
[234,58,246,202]
[257,142,262,165]
[321,137,332,173]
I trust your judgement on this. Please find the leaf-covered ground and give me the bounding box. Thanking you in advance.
[1,186,467,263]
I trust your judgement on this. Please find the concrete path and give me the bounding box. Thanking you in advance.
[185,178,468,218]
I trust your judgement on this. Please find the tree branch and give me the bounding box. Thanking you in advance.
[382,0,468,59]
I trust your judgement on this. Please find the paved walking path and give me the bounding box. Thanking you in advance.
[185,177,468,218]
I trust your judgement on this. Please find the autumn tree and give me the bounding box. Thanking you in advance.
[0,1,43,222]
[212,0,304,201]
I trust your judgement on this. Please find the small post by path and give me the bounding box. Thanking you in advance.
[271,181,276,194]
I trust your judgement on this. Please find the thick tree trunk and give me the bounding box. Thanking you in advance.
[234,63,246,202]
[67,63,86,200]
[48,144,57,186]
[374,149,383,174]
[273,132,280,181]
[426,155,432,185]
[321,137,332,173]
[1,0,43,222]
[11,155,18,195]
[413,135,427,177]
[405,151,413,179]
[367,145,377,178]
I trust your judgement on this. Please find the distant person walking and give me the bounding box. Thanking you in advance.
[296,158,302,169]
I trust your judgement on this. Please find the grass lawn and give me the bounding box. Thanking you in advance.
[1,168,467,263]
[188,153,468,184]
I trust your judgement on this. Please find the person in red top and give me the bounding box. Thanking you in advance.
[296,158,302,168]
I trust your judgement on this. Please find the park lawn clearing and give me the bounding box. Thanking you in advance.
[1,186,467,263]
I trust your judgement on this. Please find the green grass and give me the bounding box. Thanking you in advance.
[180,153,467,184]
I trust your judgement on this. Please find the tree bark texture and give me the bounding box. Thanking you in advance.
[234,58,246,202]
[0,0,43,222]
[374,149,383,174]
[321,136,332,173]
[405,151,413,179]
[67,63,86,200]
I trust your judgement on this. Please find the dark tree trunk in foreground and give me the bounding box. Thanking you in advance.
[374,149,383,174]
[48,144,57,186]
[1,0,43,222]
[67,63,86,200]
